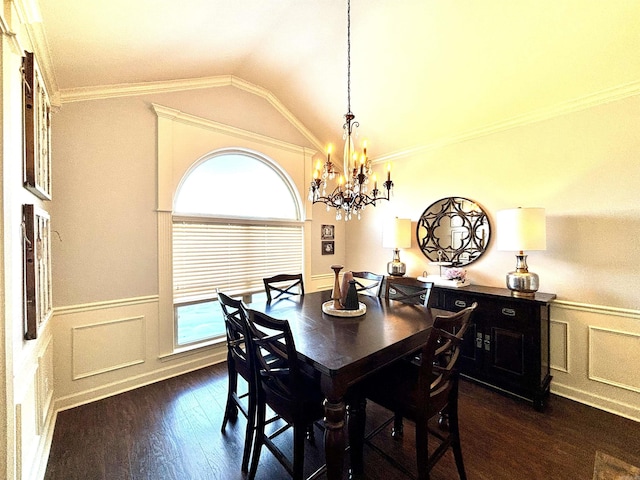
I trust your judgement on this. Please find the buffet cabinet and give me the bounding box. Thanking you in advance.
[430,284,556,410]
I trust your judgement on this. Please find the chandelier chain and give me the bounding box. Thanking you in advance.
[347,0,351,114]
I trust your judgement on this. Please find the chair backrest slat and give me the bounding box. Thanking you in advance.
[245,309,300,401]
[383,276,434,306]
[263,273,305,303]
[351,271,384,297]
[218,290,250,373]
[419,302,477,413]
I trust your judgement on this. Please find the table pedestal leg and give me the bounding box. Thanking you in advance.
[323,399,346,480]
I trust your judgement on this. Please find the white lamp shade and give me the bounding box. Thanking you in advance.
[496,208,546,251]
[383,218,412,249]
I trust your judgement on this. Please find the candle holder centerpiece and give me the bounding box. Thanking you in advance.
[323,264,367,317]
[331,264,343,310]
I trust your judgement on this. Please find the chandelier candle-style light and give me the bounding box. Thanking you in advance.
[308,0,393,221]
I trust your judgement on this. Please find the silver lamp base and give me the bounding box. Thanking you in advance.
[387,248,406,276]
[506,253,539,298]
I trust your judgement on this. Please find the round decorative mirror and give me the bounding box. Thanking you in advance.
[417,197,491,266]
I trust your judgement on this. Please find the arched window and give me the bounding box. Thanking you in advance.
[172,150,303,346]
[174,151,300,219]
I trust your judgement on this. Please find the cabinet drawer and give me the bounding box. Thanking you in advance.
[444,293,478,311]
[487,299,536,323]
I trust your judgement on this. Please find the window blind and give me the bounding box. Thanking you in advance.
[172,220,303,304]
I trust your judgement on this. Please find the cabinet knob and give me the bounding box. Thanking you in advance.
[502,308,516,317]
[454,300,467,308]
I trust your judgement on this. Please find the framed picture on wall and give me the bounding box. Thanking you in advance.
[322,241,335,255]
[321,224,334,240]
[23,204,52,340]
[23,51,52,201]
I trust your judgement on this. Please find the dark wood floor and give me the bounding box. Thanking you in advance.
[45,363,640,480]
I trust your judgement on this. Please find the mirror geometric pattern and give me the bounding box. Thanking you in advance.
[417,197,491,266]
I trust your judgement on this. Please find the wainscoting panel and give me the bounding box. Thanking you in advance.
[16,367,40,480]
[550,301,640,422]
[72,316,146,380]
[550,320,569,373]
[12,319,57,480]
[38,335,55,431]
[589,326,640,394]
[309,273,335,293]
[53,296,226,413]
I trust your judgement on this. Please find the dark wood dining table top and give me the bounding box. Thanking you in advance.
[248,289,443,383]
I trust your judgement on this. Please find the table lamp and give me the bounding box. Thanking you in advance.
[383,218,412,276]
[496,207,546,297]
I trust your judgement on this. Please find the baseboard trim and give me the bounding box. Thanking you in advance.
[551,382,640,423]
[53,350,226,413]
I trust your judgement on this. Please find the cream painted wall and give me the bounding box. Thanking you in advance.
[309,205,347,284]
[345,95,640,420]
[345,96,640,308]
[51,98,158,306]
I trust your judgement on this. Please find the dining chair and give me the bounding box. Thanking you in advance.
[351,271,384,297]
[383,276,434,306]
[218,291,255,472]
[358,302,478,480]
[381,276,435,435]
[263,273,305,303]
[245,308,325,480]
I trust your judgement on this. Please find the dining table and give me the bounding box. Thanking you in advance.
[247,288,446,480]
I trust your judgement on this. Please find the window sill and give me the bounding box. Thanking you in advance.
[159,337,226,363]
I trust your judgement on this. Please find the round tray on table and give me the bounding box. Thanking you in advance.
[322,300,367,317]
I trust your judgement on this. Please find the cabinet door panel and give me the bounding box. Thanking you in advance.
[490,327,525,376]
[484,303,539,396]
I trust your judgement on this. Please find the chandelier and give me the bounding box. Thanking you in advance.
[308,0,393,221]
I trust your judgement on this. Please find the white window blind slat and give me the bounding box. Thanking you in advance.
[173,221,303,303]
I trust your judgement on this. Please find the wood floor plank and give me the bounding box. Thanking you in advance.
[44,365,640,480]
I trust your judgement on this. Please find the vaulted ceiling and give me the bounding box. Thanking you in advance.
[35,0,640,160]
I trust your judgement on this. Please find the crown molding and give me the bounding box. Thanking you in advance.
[59,74,640,164]
[60,75,234,102]
[1,3,22,54]
[374,80,640,164]
[61,75,324,152]
[12,0,42,24]
[10,0,59,103]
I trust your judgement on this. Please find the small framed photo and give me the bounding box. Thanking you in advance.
[321,224,334,240]
[322,241,335,255]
